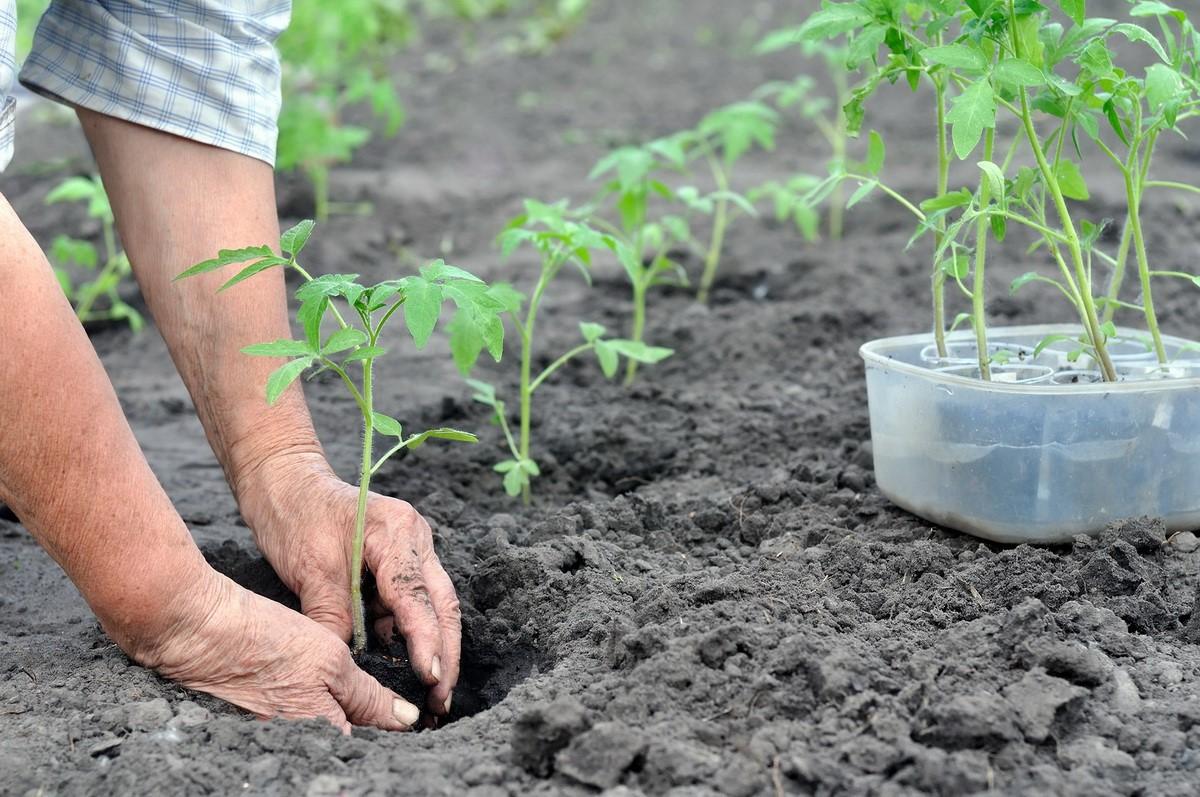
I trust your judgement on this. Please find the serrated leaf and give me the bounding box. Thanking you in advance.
[265,357,315,405]
[993,58,1045,88]
[371,412,403,437]
[946,80,996,160]
[847,180,877,208]
[921,189,973,213]
[406,427,478,448]
[400,277,443,348]
[342,346,386,363]
[297,297,328,349]
[1145,63,1183,113]
[242,339,315,358]
[280,220,315,257]
[1058,0,1085,25]
[977,161,1006,204]
[218,256,291,291]
[1109,23,1170,64]
[175,245,275,280]
[797,4,874,41]
[923,43,988,71]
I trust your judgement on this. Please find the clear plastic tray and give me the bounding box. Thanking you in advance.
[860,324,1200,543]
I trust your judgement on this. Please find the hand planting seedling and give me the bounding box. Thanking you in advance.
[177,220,505,654]
[581,135,696,384]
[464,200,671,501]
[791,0,1200,382]
[45,175,143,332]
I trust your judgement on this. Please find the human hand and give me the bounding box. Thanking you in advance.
[236,453,461,717]
[130,569,422,733]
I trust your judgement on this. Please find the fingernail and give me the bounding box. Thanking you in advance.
[443,692,453,715]
[393,698,420,727]
[431,655,442,683]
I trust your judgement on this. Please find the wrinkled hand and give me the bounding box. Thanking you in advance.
[135,571,422,733]
[238,453,461,717]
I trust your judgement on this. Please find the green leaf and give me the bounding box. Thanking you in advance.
[993,59,1045,88]
[921,189,973,213]
[797,3,874,41]
[1058,0,1085,25]
[977,161,1006,205]
[940,254,971,279]
[371,412,403,437]
[755,26,805,54]
[922,43,988,71]
[1053,160,1090,200]
[579,322,607,342]
[406,427,479,448]
[1100,321,1118,338]
[323,326,368,355]
[945,80,996,160]
[342,346,387,363]
[1145,63,1183,114]
[1033,333,1077,357]
[465,378,498,406]
[45,176,99,205]
[297,297,328,349]
[400,277,443,348]
[175,245,275,280]
[1011,271,1045,293]
[865,130,885,176]
[265,357,315,405]
[502,466,526,497]
[594,341,620,378]
[846,180,877,208]
[1109,23,1170,64]
[218,256,291,292]
[280,220,315,257]
[606,340,674,364]
[242,339,315,358]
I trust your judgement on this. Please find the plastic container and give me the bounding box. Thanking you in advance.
[860,324,1200,543]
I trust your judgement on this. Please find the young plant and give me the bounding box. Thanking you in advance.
[582,136,694,385]
[753,34,856,240]
[276,0,410,221]
[690,101,778,304]
[45,175,143,331]
[176,220,505,654]
[465,201,672,501]
[790,0,1200,381]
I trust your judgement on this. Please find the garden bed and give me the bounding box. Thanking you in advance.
[5,1,1200,794]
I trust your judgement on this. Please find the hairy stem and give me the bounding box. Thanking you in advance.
[350,358,374,655]
[1125,157,1168,365]
[519,264,553,503]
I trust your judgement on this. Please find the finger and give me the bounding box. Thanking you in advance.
[312,695,353,736]
[374,549,444,687]
[328,651,421,732]
[300,579,354,643]
[422,558,462,716]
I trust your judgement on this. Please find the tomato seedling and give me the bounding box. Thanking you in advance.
[465,201,672,501]
[790,0,1200,382]
[581,136,695,384]
[177,220,505,654]
[45,175,143,332]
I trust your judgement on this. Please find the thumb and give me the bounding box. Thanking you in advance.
[300,580,354,643]
[329,653,422,732]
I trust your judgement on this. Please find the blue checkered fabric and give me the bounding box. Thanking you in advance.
[7,0,290,172]
[0,1,16,172]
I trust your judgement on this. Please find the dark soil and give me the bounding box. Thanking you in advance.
[6,1,1200,795]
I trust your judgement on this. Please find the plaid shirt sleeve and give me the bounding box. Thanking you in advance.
[0,0,15,173]
[17,0,291,167]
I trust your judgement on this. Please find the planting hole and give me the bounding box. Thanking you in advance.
[204,541,544,729]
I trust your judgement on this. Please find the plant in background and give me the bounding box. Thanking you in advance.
[465,201,672,501]
[45,175,143,331]
[177,220,504,654]
[581,135,694,385]
[787,0,1200,382]
[275,0,411,221]
[689,101,778,304]
[753,33,856,241]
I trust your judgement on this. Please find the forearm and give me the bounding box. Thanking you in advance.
[76,111,333,507]
[0,194,213,657]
